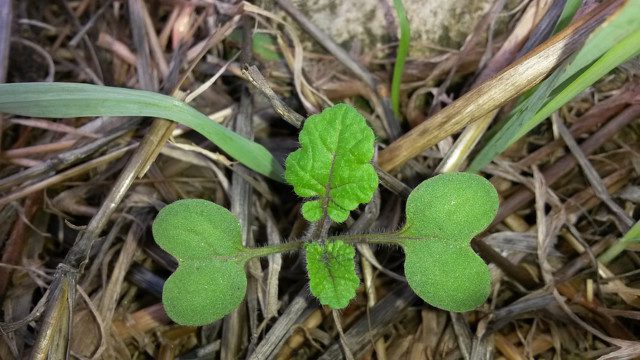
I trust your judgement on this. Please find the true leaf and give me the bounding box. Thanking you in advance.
[152,199,247,326]
[399,172,499,312]
[305,240,360,309]
[285,104,378,222]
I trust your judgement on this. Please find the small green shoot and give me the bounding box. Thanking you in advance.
[285,104,378,223]
[151,104,500,326]
[228,31,282,61]
[286,104,376,307]
[252,33,282,61]
[305,241,360,308]
[391,0,410,119]
[598,220,640,265]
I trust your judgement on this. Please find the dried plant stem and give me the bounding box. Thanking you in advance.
[248,288,312,360]
[332,310,355,360]
[437,0,554,173]
[29,123,166,357]
[242,65,304,128]
[0,144,136,207]
[554,116,633,230]
[494,104,640,226]
[0,193,41,297]
[30,269,74,360]
[318,286,415,359]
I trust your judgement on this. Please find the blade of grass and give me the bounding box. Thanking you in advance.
[515,30,640,140]
[0,82,284,180]
[553,0,640,85]
[391,0,409,119]
[553,0,582,34]
[378,0,622,172]
[598,221,640,265]
[468,0,640,172]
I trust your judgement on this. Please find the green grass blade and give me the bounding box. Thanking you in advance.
[0,82,284,180]
[391,0,410,119]
[513,30,640,140]
[555,0,640,86]
[553,0,581,34]
[598,221,640,265]
[468,0,640,172]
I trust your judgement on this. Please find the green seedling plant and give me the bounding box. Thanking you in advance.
[152,104,500,326]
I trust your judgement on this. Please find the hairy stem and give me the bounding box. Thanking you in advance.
[243,232,406,260]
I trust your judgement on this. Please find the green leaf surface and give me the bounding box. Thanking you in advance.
[469,0,640,172]
[399,172,499,312]
[305,240,360,309]
[161,260,247,326]
[285,104,378,222]
[152,199,247,325]
[0,82,284,180]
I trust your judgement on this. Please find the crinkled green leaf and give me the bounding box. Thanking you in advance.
[285,104,378,223]
[305,240,359,309]
[400,172,499,312]
[152,199,247,325]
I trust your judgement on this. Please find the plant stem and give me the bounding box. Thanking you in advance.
[243,232,404,260]
[336,232,403,245]
[243,240,305,259]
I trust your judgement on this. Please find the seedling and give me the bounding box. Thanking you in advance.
[152,104,499,326]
